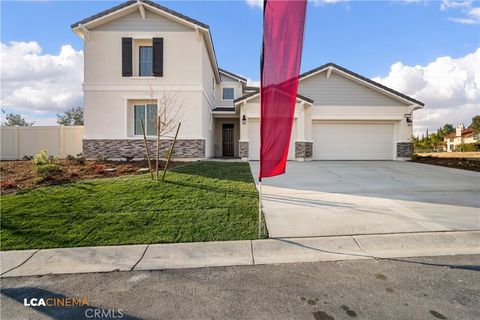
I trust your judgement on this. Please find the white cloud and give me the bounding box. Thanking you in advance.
[0,41,84,115]
[310,0,349,5]
[440,0,473,11]
[245,78,260,87]
[468,6,480,17]
[373,49,480,135]
[447,17,478,24]
[246,0,262,9]
[437,0,480,24]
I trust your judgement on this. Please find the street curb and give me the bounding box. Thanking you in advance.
[1,231,479,278]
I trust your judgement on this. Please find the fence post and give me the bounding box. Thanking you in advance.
[60,125,65,158]
[15,125,20,160]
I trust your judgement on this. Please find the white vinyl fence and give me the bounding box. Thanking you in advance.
[1,126,84,160]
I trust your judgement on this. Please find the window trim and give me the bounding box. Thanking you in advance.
[138,46,153,77]
[221,87,235,101]
[133,103,157,137]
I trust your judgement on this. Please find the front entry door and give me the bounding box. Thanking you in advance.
[222,124,234,157]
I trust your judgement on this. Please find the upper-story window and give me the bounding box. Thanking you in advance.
[222,88,234,100]
[122,37,163,78]
[139,46,153,77]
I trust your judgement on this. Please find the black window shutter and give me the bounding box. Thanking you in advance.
[122,37,132,77]
[152,38,164,77]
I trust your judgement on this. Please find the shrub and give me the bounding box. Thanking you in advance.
[93,164,105,174]
[66,154,75,161]
[455,143,479,152]
[74,153,86,165]
[411,153,420,161]
[31,150,61,181]
[22,155,33,161]
[122,155,134,162]
[95,155,109,163]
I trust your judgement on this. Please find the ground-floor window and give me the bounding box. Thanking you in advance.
[134,104,157,136]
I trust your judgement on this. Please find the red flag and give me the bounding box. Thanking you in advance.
[260,0,307,180]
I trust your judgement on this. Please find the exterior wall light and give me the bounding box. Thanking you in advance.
[404,114,412,126]
[242,115,247,124]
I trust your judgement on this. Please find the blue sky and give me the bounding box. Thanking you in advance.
[1,0,479,132]
[1,0,478,78]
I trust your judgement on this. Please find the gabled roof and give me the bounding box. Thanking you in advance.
[234,89,313,105]
[71,0,208,29]
[71,0,220,82]
[300,62,425,107]
[219,68,247,83]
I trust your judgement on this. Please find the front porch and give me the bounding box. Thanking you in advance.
[212,111,240,158]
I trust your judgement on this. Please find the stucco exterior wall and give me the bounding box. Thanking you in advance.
[81,8,220,159]
[83,90,204,140]
[216,74,243,107]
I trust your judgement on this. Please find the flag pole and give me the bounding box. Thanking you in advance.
[258,178,262,238]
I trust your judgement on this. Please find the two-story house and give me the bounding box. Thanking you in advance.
[445,123,480,152]
[72,0,424,161]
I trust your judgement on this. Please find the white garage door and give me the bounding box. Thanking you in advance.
[312,122,394,160]
[248,119,296,160]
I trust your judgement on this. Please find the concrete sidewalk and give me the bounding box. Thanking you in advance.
[1,231,479,278]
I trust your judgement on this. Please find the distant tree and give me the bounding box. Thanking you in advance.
[468,115,480,131]
[442,123,455,135]
[56,106,84,126]
[2,112,34,126]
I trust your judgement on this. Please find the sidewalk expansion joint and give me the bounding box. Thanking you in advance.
[250,240,256,265]
[1,249,40,276]
[352,236,375,259]
[131,244,150,271]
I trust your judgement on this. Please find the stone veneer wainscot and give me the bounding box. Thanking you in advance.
[83,139,205,159]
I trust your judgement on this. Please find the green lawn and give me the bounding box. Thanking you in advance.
[1,161,259,251]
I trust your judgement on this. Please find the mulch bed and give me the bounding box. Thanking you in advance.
[411,156,480,172]
[0,159,184,194]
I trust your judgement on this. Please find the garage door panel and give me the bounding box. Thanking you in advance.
[249,120,296,161]
[313,122,394,160]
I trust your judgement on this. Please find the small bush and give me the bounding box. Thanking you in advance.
[66,154,75,161]
[411,153,420,161]
[93,164,106,174]
[95,155,109,163]
[31,150,61,181]
[455,143,479,152]
[122,155,134,162]
[74,153,86,165]
[22,155,33,161]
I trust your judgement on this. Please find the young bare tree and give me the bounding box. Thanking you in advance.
[156,89,183,138]
[140,88,183,180]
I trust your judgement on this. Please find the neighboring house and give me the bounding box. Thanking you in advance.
[444,123,480,152]
[72,0,424,161]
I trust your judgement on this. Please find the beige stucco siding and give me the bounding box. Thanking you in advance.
[84,90,204,140]
[216,74,243,107]
[298,71,408,106]
[84,30,201,85]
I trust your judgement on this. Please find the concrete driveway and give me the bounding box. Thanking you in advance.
[249,161,480,238]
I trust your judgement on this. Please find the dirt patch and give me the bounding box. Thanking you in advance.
[417,152,480,158]
[411,156,480,172]
[0,159,184,194]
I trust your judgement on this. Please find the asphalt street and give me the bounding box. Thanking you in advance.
[1,255,479,320]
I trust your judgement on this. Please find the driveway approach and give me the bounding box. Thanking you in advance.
[249,161,480,238]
